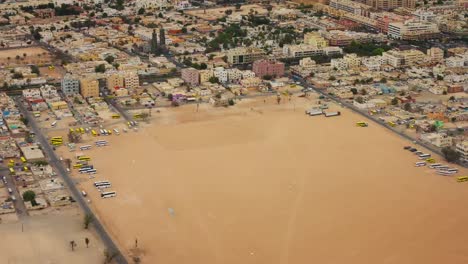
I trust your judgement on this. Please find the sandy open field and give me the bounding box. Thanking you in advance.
[59,95,468,264]
[0,208,105,264]
[0,47,53,67]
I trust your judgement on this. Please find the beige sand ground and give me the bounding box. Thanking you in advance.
[0,208,106,264]
[0,47,53,66]
[60,96,468,264]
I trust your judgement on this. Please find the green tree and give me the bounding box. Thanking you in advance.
[209,76,219,84]
[95,64,106,73]
[104,55,114,64]
[355,96,364,104]
[181,27,187,34]
[70,241,76,251]
[30,65,40,75]
[83,214,93,229]
[235,3,241,10]
[103,250,118,263]
[350,88,358,95]
[167,93,173,101]
[328,76,336,81]
[391,97,399,105]
[22,190,36,202]
[441,147,460,163]
[225,9,233,15]
[138,7,145,15]
[380,77,387,83]
[449,96,455,101]
[436,75,444,81]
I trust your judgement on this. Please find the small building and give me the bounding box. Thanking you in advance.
[20,144,45,162]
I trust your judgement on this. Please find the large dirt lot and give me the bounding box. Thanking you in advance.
[59,95,468,264]
[0,47,54,67]
[0,208,105,264]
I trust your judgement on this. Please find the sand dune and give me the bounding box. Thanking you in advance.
[64,97,468,264]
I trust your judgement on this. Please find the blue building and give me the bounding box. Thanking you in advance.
[61,75,80,95]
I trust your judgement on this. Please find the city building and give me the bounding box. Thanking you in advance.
[388,20,440,40]
[123,72,140,90]
[299,57,317,69]
[226,47,266,65]
[199,70,213,83]
[80,78,99,98]
[456,140,468,162]
[446,56,465,68]
[35,8,55,19]
[213,67,228,83]
[61,75,80,95]
[283,45,343,58]
[304,32,328,48]
[420,133,452,148]
[382,49,426,67]
[106,74,124,90]
[227,68,243,83]
[427,47,444,63]
[357,0,415,10]
[331,53,361,70]
[181,68,200,86]
[252,60,285,78]
[329,0,371,16]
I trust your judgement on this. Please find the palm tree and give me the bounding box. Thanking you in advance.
[85,237,90,248]
[23,53,27,58]
[70,240,76,251]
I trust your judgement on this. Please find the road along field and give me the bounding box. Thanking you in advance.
[58,95,468,264]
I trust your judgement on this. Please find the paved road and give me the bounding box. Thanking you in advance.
[15,97,128,264]
[0,167,29,219]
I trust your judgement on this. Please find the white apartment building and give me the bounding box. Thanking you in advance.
[22,88,41,99]
[446,56,465,68]
[299,57,316,69]
[213,67,228,83]
[388,20,439,40]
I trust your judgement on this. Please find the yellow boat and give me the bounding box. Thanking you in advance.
[457,176,468,182]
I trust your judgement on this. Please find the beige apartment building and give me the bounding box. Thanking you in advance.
[123,72,140,90]
[304,32,328,48]
[107,74,124,90]
[382,49,426,68]
[80,78,100,98]
[226,47,266,65]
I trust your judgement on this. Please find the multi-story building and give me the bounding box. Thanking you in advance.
[226,47,266,65]
[445,56,465,68]
[427,47,444,63]
[61,75,80,95]
[135,0,170,9]
[412,10,436,21]
[22,89,42,100]
[213,67,228,83]
[283,45,343,58]
[199,69,213,83]
[358,0,415,10]
[299,57,317,69]
[304,32,328,48]
[242,70,256,79]
[382,49,426,68]
[456,140,468,162]
[80,78,99,98]
[227,69,243,83]
[388,20,440,40]
[420,133,452,148]
[329,0,371,16]
[252,60,285,78]
[362,56,382,71]
[107,74,124,90]
[331,54,361,70]
[181,68,200,86]
[123,72,140,90]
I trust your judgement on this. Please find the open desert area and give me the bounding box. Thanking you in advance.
[0,208,105,264]
[59,96,468,264]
